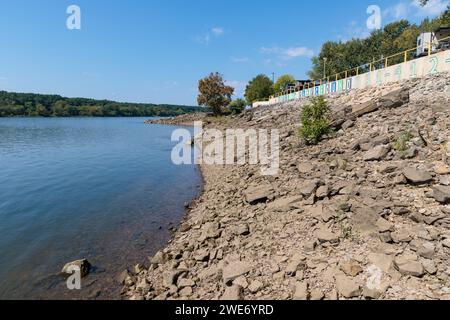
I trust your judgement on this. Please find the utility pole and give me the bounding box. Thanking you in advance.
[272,72,275,83]
[323,58,327,80]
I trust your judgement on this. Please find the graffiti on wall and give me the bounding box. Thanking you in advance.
[269,50,450,104]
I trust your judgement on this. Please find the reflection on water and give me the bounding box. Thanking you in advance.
[0,117,202,299]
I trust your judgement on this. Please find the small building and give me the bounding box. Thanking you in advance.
[285,80,313,92]
[434,27,450,51]
[434,27,450,42]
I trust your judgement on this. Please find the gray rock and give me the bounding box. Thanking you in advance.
[335,275,361,298]
[394,257,424,277]
[163,270,185,288]
[316,185,329,199]
[432,185,450,204]
[248,280,264,293]
[339,259,363,277]
[178,278,195,288]
[315,229,339,244]
[149,251,167,265]
[244,185,273,205]
[417,242,435,259]
[268,196,303,212]
[391,230,412,243]
[368,253,394,272]
[363,145,390,161]
[363,286,382,299]
[341,120,355,130]
[198,222,221,242]
[440,175,450,186]
[310,289,325,300]
[375,218,394,233]
[179,286,193,297]
[377,88,409,109]
[298,163,315,174]
[402,168,433,184]
[193,249,210,262]
[421,259,437,275]
[352,100,378,117]
[234,224,250,236]
[285,253,306,276]
[61,259,91,278]
[223,261,252,285]
[221,285,243,300]
[299,180,319,197]
[293,281,309,300]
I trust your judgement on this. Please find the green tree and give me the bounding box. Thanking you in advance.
[308,13,446,79]
[299,97,332,145]
[273,74,295,93]
[36,103,50,117]
[244,74,274,105]
[197,72,234,116]
[227,99,246,115]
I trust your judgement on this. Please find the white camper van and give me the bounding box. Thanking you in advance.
[416,27,450,57]
[416,32,438,57]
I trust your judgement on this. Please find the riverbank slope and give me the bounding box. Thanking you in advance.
[125,73,450,300]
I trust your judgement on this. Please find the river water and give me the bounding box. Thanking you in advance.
[0,117,202,299]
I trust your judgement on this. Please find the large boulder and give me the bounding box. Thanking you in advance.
[377,88,409,109]
[351,88,409,117]
[352,99,378,117]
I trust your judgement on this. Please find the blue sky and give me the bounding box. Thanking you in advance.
[0,0,448,105]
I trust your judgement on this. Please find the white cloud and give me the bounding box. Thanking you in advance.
[383,0,448,21]
[260,46,314,60]
[338,0,448,42]
[195,27,225,45]
[284,47,315,59]
[211,27,224,36]
[338,21,371,41]
[195,33,211,45]
[412,0,449,16]
[392,2,410,19]
[225,80,246,97]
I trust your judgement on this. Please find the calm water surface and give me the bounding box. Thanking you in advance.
[0,117,202,299]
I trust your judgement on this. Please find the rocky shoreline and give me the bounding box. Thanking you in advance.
[145,112,208,126]
[123,73,450,300]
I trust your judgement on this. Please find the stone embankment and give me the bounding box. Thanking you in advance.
[127,73,450,300]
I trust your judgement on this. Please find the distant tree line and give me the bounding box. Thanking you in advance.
[0,91,199,117]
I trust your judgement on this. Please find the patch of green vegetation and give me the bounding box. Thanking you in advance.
[299,97,332,145]
[393,130,413,152]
